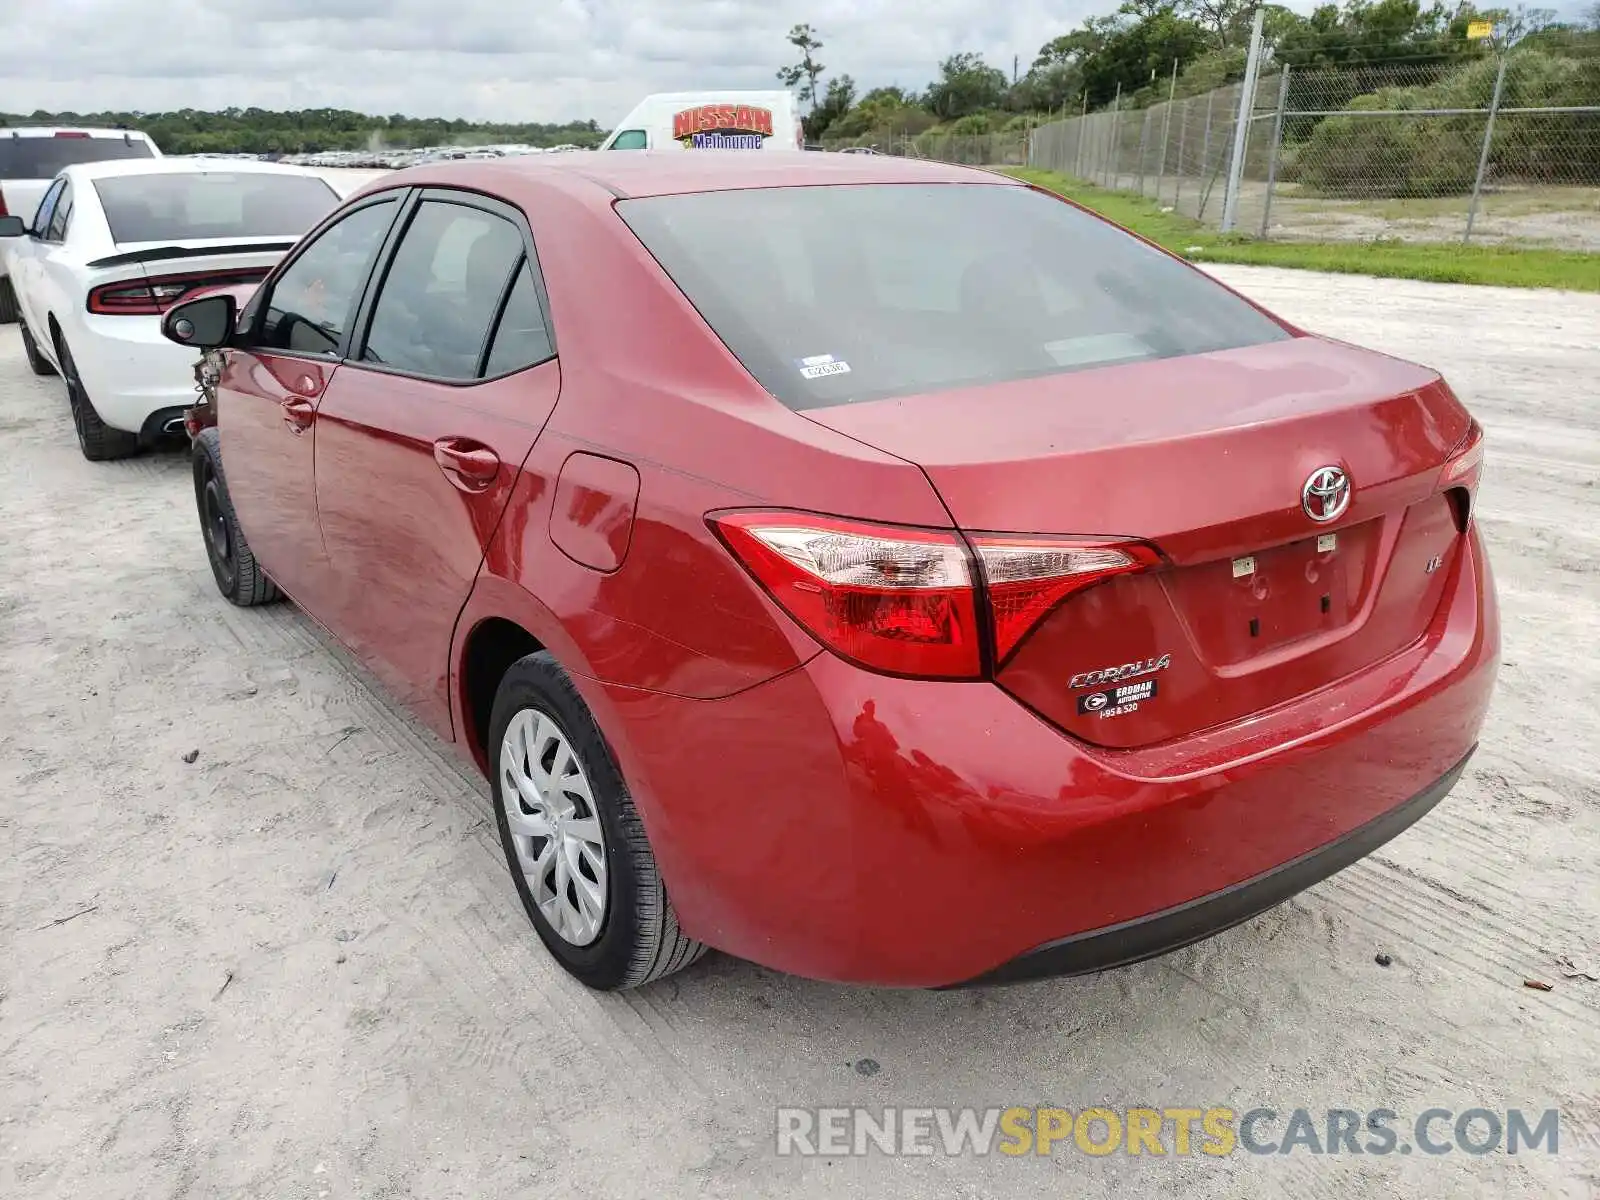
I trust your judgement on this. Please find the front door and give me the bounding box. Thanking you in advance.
[11,177,64,342]
[312,191,561,736]
[217,194,402,608]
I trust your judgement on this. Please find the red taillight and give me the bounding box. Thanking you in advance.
[710,511,1159,679]
[971,536,1161,662]
[87,268,268,316]
[54,131,92,138]
[1440,419,1485,489]
[1438,419,1485,530]
[88,280,194,315]
[0,189,8,218]
[711,512,982,679]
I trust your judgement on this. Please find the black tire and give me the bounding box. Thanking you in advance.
[59,336,139,461]
[192,427,281,606]
[489,651,707,990]
[20,320,56,376]
[0,277,17,325]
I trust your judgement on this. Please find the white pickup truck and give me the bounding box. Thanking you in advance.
[0,126,161,322]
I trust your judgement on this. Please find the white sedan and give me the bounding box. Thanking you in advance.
[0,158,341,460]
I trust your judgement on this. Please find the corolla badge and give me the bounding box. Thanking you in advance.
[1302,465,1351,523]
[1069,655,1172,690]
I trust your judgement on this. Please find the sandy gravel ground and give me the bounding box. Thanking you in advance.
[1,267,1598,1199]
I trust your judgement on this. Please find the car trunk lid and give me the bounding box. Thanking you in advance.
[806,335,1476,748]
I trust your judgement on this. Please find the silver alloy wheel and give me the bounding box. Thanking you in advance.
[499,708,609,946]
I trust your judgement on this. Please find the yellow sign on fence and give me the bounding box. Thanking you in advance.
[1466,19,1495,39]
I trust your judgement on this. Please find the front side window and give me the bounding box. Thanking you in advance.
[609,130,648,150]
[45,182,72,241]
[618,183,1291,410]
[29,178,65,237]
[93,172,339,244]
[360,200,523,379]
[257,198,398,357]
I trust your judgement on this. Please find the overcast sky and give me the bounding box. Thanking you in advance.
[0,0,1590,126]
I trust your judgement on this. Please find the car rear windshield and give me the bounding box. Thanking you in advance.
[0,134,154,179]
[93,172,339,244]
[617,183,1291,410]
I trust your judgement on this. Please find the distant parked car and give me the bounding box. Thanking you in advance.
[155,153,1496,992]
[0,126,162,323]
[0,157,340,459]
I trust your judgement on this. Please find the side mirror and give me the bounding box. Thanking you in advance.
[0,215,25,237]
[161,293,237,351]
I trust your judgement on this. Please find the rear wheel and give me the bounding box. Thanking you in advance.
[59,337,138,461]
[192,427,280,606]
[0,278,17,325]
[489,652,707,990]
[20,321,56,376]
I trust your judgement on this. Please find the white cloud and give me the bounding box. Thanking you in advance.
[2,0,1591,125]
[4,0,1110,124]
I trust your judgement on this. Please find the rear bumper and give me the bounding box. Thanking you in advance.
[591,525,1498,987]
[958,746,1472,986]
[70,313,198,434]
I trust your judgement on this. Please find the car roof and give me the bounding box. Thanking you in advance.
[361,150,1020,203]
[1,126,154,140]
[59,157,332,182]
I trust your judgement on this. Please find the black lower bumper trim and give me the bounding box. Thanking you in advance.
[138,405,191,445]
[955,746,1475,988]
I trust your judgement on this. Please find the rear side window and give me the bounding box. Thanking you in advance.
[0,134,154,179]
[93,172,338,243]
[29,178,65,237]
[258,199,397,356]
[483,263,553,376]
[360,200,523,379]
[45,182,73,241]
[618,184,1290,409]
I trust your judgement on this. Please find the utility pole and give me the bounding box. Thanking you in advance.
[1463,50,1508,243]
[1220,4,1266,233]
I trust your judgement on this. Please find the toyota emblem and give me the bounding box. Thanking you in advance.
[1302,465,1351,523]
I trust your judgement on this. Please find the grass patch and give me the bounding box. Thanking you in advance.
[1001,168,1600,293]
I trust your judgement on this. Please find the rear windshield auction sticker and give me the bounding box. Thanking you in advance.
[796,353,851,380]
[1078,678,1158,718]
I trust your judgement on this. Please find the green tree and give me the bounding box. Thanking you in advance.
[1009,61,1086,113]
[1180,0,1255,48]
[776,23,827,112]
[925,52,1009,118]
[1033,4,1210,107]
[808,74,857,138]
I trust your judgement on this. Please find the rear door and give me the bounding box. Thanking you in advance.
[216,193,402,606]
[311,189,560,736]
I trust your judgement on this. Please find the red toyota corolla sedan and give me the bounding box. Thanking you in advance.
[160,153,1497,991]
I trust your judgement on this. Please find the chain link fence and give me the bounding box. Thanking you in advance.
[1022,52,1600,249]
